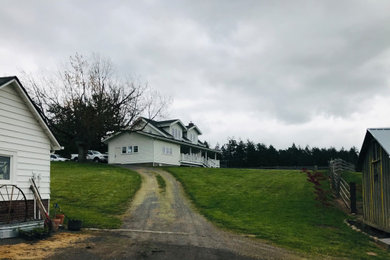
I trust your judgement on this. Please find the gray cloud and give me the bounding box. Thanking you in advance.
[1,0,390,148]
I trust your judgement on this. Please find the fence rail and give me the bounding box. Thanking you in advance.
[339,178,350,208]
[329,159,356,213]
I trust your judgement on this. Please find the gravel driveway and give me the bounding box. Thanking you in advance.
[50,167,300,259]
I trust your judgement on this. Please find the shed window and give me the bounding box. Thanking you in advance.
[371,141,381,182]
[0,156,10,180]
[372,142,381,161]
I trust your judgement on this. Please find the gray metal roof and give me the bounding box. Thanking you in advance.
[368,128,390,156]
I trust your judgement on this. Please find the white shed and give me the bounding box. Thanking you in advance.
[0,76,61,237]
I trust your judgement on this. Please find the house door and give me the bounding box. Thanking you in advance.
[114,147,122,164]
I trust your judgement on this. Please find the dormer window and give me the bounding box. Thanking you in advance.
[171,128,182,139]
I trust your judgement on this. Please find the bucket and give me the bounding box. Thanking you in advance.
[68,219,82,231]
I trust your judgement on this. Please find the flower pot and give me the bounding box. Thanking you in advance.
[56,214,65,224]
[52,218,61,231]
[68,219,82,231]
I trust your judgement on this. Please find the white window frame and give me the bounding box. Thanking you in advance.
[162,146,173,156]
[134,146,139,153]
[0,149,17,184]
[122,147,127,154]
[127,146,133,154]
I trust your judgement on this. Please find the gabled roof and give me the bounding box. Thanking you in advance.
[157,119,179,125]
[0,76,61,150]
[357,128,390,169]
[141,118,171,137]
[155,119,187,130]
[187,123,202,135]
[103,116,218,152]
[0,76,15,86]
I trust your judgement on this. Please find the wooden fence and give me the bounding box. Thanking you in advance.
[329,159,357,213]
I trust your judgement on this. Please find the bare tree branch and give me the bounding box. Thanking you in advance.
[21,53,170,161]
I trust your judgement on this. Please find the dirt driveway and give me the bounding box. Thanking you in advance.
[1,167,301,259]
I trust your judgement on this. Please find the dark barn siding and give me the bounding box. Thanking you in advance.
[362,140,390,231]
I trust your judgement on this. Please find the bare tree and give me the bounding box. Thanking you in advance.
[23,53,170,161]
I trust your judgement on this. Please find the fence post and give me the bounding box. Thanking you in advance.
[350,182,357,214]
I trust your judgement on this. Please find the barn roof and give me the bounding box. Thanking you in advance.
[0,76,61,150]
[357,128,390,169]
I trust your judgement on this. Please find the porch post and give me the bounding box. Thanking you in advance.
[215,152,217,160]
[190,147,192,156]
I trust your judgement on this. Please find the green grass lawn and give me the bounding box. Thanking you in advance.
[155,173,166,192]
[167,167,389,259]
[342,171,363,185]
[50,162,141,228]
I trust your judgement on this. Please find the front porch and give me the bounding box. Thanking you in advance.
[180,146,220,168]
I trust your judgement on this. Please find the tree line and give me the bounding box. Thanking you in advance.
[220,138,359,168]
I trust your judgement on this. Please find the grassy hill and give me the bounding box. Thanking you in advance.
[167,167,389,259]
[50,162,141,228]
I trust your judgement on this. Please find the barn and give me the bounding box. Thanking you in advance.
[358,128,390,232]
[0,76,61,238]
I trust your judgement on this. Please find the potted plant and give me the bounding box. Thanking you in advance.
[54,203,65,224]
[51,203,63,231]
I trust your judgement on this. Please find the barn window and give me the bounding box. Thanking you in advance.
[0,156,10,180]
[372,141,381,182]
[372,142,380,161]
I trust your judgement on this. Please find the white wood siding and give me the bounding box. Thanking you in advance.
[0,84,51,200]
[153,140,180,166]
[107,132,154,164]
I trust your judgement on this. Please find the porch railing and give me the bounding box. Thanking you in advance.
[180,154,220,168]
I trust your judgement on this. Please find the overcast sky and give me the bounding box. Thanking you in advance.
[1,1,390,150]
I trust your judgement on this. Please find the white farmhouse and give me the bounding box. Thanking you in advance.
[104,117,220,167]
[0,76,61,237]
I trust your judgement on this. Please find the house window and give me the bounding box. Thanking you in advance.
[127,146,133,154]
[0,156,11,180]
[134,146,138,153]
[163,147,172,155]
[122,147,127,154]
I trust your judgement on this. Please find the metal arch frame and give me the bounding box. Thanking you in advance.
[0,184,28,223]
